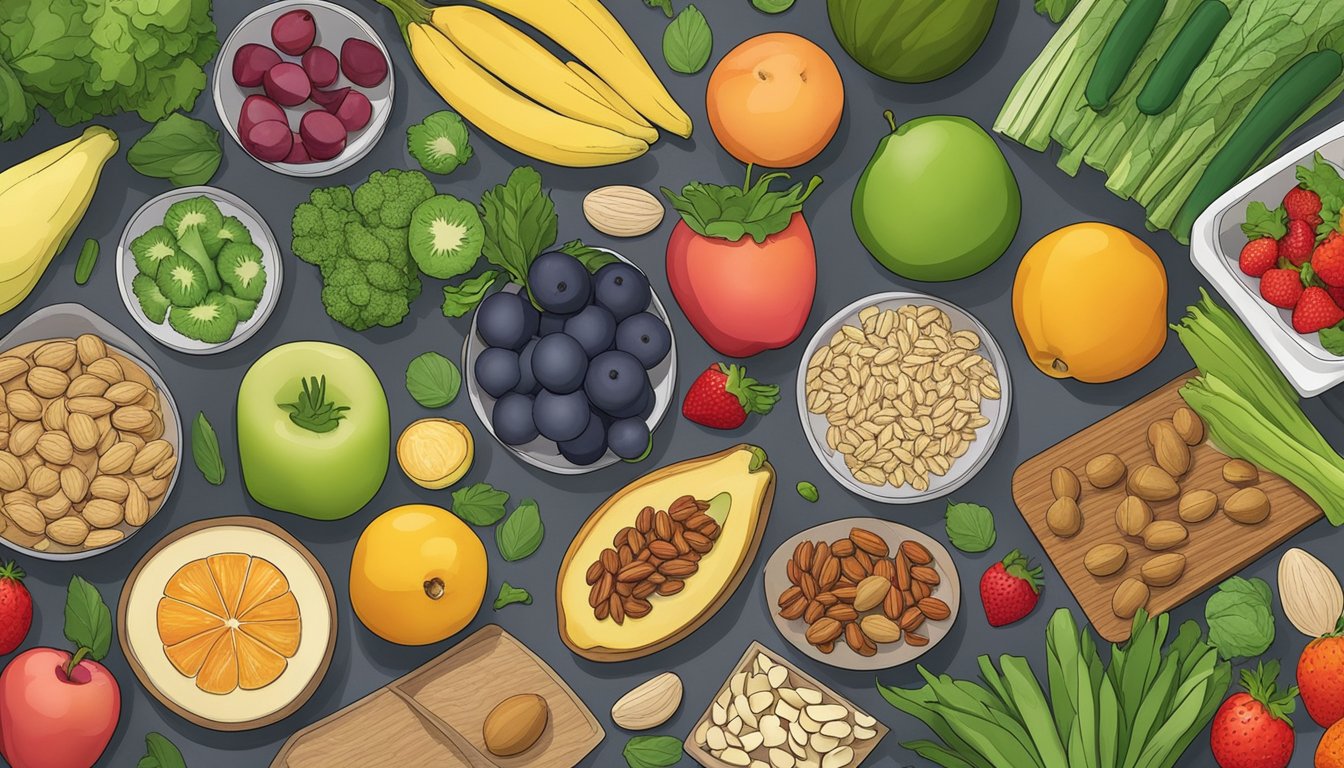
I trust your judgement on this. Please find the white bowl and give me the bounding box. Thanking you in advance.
[463,251,677,475]
[116,186,283,355]
[1191,120,1344,397]
[796,291,1012,504]
[0,304,183,561]
[213,0,394,177]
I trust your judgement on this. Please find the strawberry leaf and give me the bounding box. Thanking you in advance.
[720,364,779,416]
[662,173,821,244]
[1241,201,1287,240]
[1001,549,1044,593]
[1239,660,1298,724]
[1320,324,1344,356]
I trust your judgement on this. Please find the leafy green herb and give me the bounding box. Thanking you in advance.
[191,412,225,486]
[663,5,713,75]
[280,376,349,434]
[752,0,796,12]
[1205,576,1275,659]
[623,735,683,767]
[1241,201,1288,240]
[74,239,99,285]
[442,270,501,318]
[1034,0,1080,23]
[452,483,510,526]
[1322,324,1344,355]
[559,240,620,273]
[138,732,186,768]
[405,352,461,408]
[127,114,221,187]
[407,111,472,175]
[493,582,533,610]
[944,501,996,553]
[796,481,818,502]
[480,166,557,288]
[662,173,821,244]
[64,576,112,677]
[1298,152,1344,236]
[497,499,544,561]
[0,1,219,140]
[643,0,674,17]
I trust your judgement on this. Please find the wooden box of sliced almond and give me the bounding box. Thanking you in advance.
[684,642,886,768]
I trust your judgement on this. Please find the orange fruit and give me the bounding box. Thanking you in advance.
[349,504,487,646]
[1319,720,1344,768]
[157,553,302,694]
[706,33,843,168]
[1012,223,1168,384]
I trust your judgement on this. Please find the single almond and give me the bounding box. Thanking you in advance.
[1140,553,1186,587]
[1224,487,1270,525]
[853,575,890,612]
[0,357,28,383]
[32,341,76,371]
[75,334,106,366]
[36,493,69,520]
[4,501,44,534]
[82,498,123,529]
[0,452,25,491]
[45,516,88,547]
[42,399,67,432]
[26,367,69,399]
[1050,466,1081,501]
[805,617,843,645]
[1140,520,1188,551]
[1112,578,1149,619]
[849,528,889,557]
[1086,453,1125,488]
[124,483,150,526]
[1177,490,1218,523]
[917,597,951,621]
[59,467,88,503]
[6,391,41,422]
[1046,496,1082,538]
[611,672,682,731]
[582,185,664,238]
[899,540,933,565]
[8,421,41,456]
[84,529,124,549]
[1172,407,1205,445]
[1279,548,1344,638]
[103,381,147,406]
[1222,459,1258,485]
[98,442,136,474]
[1115,496,1152,537]
[89,475,128,502]
[66,413,99,452]
[1147,420,1190,477]
[34,432,72,465]
[66,396,114,418]
[1127,465,1180,502]
[85,357,123,384]
[1084,543,1128,577]
[65,375,108,398]
[859,614,902,643]
[898,606,926,632]
[130,440,172,475]
[26,466,58,497]
[110,406,153,432]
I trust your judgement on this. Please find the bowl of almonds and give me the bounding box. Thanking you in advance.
[763,517,960,670]
[0,304,182,560]
[798,292,1010,503]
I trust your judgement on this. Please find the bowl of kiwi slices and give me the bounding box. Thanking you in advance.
[116,186,283,355]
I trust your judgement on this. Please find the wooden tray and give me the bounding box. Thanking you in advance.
[683,641,887,767]
[1012,372,1322,642]
[272,625,603,768]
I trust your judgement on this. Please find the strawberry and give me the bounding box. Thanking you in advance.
[1280,219,1318,266]
[1240,238,1280,277]
[1299,624,1344,727]
[1284,185,1323,222]
[682,363,778,430]
[978,550,1042,627]
[1293,287,1344,334]
[1315,232,1344,287]
[0,561,32,655]
[1210,660,1297,768]
[1327,283,1344,310]
[1260,268,1305,309]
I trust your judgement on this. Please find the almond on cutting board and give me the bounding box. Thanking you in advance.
[1224,487,1270,525]
[482,693,549,757]
[1086,453,1125,488]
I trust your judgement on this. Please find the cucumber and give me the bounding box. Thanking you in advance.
[1086,0,1167,111]
[1136,0,1230,115]
[1174,50,1344,236]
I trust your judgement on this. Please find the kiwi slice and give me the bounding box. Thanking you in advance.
[132,274,171,324]
[155,252,208,308]
[164,196,224,254]
[217,242,267,302]
[129,226,178,278]
[408,194,483,279]
[169,292,239,344]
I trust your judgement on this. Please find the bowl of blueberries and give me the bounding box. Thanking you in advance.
[464,247,677,474]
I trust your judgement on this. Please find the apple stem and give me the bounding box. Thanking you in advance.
[743,162,754,192]
[884,110,898,133]
[64,646,90,679]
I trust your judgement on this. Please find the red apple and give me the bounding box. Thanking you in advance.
[0,647,120,768]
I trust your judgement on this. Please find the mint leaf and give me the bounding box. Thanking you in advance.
[1240,201,1287,240]
[1322,324,1344,356]
[479,167,557,286]
[1205,576,1274,659]
[442,270,501,318]
[497,499,544,561]
[128,113,221,187]
[191,411,225,486]
[405,351,461,408]
[138,732,186,768]
[452,482,510,526]
[752,0,796,12]
[643,0,674,16]
[493,582,533,610]
[945,501,996,553]
[663,5,712,75]
[64,576,112,663]
[560,240,620,273]
[662,173,822,244]
[624,735,683,767]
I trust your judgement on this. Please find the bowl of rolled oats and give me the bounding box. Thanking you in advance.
[797,293,1011,503]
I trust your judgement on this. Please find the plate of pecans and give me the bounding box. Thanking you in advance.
[762,517,960,670]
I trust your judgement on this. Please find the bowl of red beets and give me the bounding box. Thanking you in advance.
[213,0,394,177]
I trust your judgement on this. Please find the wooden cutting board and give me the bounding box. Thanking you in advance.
[1012,372,1322,643]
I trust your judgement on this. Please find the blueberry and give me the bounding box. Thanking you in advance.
[608,417,651,461]
[615,312,671,369]
[476,292,537,350]
[492,393,538,445]
[528,251,592,314]
[594,262,651,321]
[602,380,651,419]
[533,389,591,442]
[585,350,648,416]
[531,333,588,394]
[639,388,656,420]
[559,412,608,466]
[538,311,570,337]
[564,305,617,358]
[475,347,520,398]
[514,338,540,394]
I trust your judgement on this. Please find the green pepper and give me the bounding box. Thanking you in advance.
[237,342,389,520]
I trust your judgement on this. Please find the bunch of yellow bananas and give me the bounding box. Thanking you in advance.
[0,127,118,315]
[377,0,691,167]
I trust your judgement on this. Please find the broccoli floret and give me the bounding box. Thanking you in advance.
[319,260,417,331]
[352,169,436,230]
[292,186,359,269]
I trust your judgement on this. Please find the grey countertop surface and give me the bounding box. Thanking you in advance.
[3,0,1344,766]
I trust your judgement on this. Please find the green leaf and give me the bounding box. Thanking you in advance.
[623,735,683,767]
[443,270,501,318]
[405,351,461,408]
[74,239,99,285]
[1033,0,1080,23]
[1205,576,1275,659]
[64,576,112,663]
[127,113,221,187]
[663,5,713,75]
[493,582,533,610]
[945,501,996,553]
[1322,323,1344,356]
[479,167,557,287]
[407,110,473,175]
[497,499,544,561]
[751,0,795,12]
[559,240,620,273]
[662,173,822,244]
[796,481,818,502]
[1240,202,1288,240]
[451,482,510,526]
[138,732,186,768]
[643,0,674,16]
[191,411,225,486]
